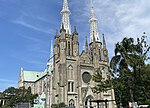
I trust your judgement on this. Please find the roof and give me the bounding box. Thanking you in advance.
[23,66,53,82]
[23,71,42,82]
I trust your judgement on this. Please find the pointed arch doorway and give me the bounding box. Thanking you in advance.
[69,99,75,108]
[85,95,94,108]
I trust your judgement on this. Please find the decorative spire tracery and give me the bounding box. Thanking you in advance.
[90,0,100,43]
[61,0,71,34]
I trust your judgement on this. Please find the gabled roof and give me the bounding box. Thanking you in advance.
[23,71,42,82]
[79,50,91,63]
[22,66,53,82]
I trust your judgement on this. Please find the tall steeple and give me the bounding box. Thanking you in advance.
[89,0,100,43]
[47,40,53,69]
[61,0,71,34]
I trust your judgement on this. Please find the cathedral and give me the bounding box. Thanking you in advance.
[18,0,116,108]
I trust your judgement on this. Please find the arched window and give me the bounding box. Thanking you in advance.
[91,49,93,61]
[58,45,60,57]
[72,82,74,92]
[99,49,101,61]
[68,65,74,92]
[68,82,70,92]
[68,81,74,92]
[85,95,94,108]
[68,41,70,55]
[68,65,73,79]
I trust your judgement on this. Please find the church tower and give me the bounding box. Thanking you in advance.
[52,0,80,106]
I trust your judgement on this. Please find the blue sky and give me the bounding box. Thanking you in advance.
[0,0,149,92]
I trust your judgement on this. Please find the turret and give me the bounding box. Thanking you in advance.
[73,26,79,56]
[59,24,67,87]
[103,34,108,62]
[60,23,66,39]
[59,23,66,63]
[73,26,78,41]
[54,29,59,45]
[85,36,89,53]
[54,29,60,59]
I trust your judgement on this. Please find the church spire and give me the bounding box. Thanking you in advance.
[47,40,53,69]
[89,0,100,43]
[61,0,71,34]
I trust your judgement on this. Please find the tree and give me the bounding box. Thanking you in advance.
[1,86,38,108]
[3,87,18,98]
[110,35,150,107]
[138,64,150,105]
[92,68,111,93]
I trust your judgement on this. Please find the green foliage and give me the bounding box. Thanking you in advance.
[1,86,38,107]
[110,35,150,107]
[92,68,112,93]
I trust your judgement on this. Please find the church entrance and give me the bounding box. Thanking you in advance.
[85,95,94,108]
[69,99,75,108]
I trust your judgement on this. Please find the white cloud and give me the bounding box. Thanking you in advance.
[12,19,52,34]
[11,12,55,35]
[72,0,150,58]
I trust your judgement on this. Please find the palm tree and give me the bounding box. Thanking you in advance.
[110,37,134,77]
[110,36,150,107]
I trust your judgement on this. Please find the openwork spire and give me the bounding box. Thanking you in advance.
[90,0,95,19]
[62,0,69,11]
[61,0,71,34]
[89,0,100,43]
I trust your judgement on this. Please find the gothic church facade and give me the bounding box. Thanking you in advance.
[18,0,116,108]
[52,0,116,108]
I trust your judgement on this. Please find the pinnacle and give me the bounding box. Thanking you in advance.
[62,23,65,30]
[85,36,89,53]
[103,33,106,49]
[74,26,77,33]
[86,36,88,45]
[56,29,58,35]
[93,31,96,42]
